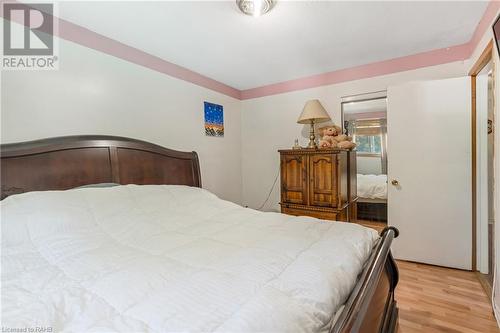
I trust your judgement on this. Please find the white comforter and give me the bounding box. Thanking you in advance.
[1,185,378,333]
[357,174,388,200]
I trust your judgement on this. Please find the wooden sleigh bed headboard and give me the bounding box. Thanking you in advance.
[0,135,201,199]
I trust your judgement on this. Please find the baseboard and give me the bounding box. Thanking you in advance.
[476,271,493,302]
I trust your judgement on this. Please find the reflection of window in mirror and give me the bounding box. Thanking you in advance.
[357,136,381,154]
[341,92,387,174]
[350,119,385,156]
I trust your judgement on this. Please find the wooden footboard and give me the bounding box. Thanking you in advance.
[331,227,399,333]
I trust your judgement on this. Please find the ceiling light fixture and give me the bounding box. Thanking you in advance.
[237,0,276,17]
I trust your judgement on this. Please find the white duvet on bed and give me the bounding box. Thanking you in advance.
[357,174,388,200]
[1,185,378,333]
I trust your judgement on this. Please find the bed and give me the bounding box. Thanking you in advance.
[1,135,399,333]
[357,174,388,222]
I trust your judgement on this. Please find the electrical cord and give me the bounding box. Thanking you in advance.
[257,170,280,211]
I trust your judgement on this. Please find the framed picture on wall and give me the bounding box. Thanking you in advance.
[204,102,224,137]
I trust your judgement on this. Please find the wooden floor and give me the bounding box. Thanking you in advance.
[354,219,387,233]
[396,260,498,332]
[354,220,498,332]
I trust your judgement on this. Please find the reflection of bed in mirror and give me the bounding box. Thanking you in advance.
[357,173,387,222]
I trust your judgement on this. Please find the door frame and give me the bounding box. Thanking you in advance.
[469,39,493,271]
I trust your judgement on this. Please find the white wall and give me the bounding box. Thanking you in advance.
[241,61,468,211]
[0,38,242,204]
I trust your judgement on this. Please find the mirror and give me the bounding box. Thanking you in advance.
[341,93,388,226]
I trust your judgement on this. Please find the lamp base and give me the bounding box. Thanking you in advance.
[307,119,317,149]
[306,141,317,149]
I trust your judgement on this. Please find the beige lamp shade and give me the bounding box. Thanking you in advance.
[297,99,331,124]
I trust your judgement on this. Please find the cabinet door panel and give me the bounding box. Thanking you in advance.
[280,155,307,205]
[309,154,337,207]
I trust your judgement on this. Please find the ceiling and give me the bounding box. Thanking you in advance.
[58,1,489,90]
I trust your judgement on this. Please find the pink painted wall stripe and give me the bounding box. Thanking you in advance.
[56,18,241,99]
[240,1,500,100]
[468,0,500,54]
[240,43,471,100]
[2,0,498,100]
[0,0,240,99]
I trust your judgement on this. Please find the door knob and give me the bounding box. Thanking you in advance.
[391,179,399,186]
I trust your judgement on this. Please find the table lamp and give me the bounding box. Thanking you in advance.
[297,99,331,149]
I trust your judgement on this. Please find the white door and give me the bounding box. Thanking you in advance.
[387,77,472,270]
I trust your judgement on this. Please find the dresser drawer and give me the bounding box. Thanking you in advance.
[281,204,348,222]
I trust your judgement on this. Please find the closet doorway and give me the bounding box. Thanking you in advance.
[341,91,388,232]
[470,40,495,291]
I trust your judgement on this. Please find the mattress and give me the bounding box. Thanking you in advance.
[357,174,388,200]
[1,185,378,332]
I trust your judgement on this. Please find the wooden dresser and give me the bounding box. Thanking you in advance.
[279,149,357,221]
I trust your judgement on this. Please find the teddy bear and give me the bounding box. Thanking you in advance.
[318,124,357,150]
[318,125,339,148]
